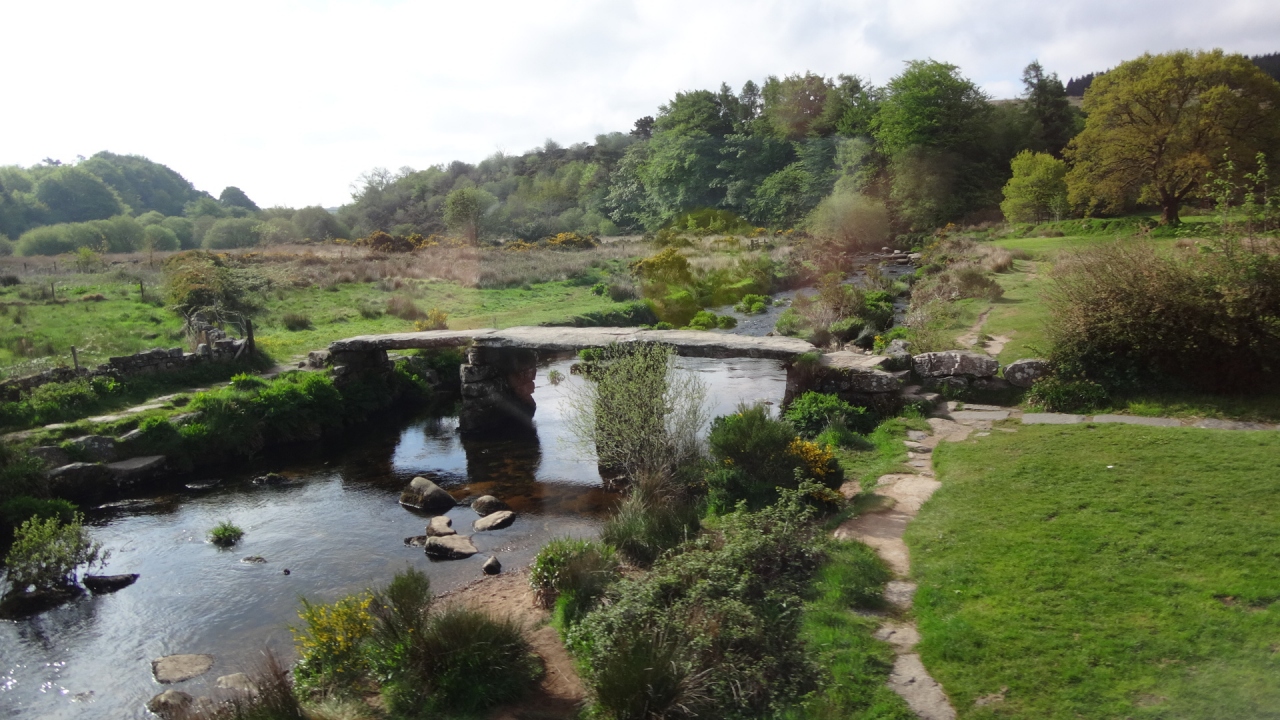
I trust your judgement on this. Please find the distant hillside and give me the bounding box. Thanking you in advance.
[1066,52,1280,96]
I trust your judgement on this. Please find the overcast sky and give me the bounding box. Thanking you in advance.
[3,0,1277,209]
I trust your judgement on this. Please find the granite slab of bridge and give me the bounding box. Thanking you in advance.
[327,327,910,433]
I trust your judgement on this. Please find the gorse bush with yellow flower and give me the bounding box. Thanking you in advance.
[705,402,844,512]
[291,592,374,691]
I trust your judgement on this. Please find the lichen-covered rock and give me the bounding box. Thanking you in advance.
[473,510,516,532]
[1002,358,1051,388]
[400,477,456,512]
[912,351,998,378]
[423,535,478,559]
[470,495,508,516]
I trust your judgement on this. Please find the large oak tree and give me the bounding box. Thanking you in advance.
[1065,50,1280,224]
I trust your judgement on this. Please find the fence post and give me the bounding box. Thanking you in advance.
[71,346,79,372]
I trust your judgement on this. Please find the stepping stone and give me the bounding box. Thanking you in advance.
[947,402,1007,412]
[423,535,478,559]
[1091,414,1181,427]
[152,654,214,683]
[400,477,456,512]
[106,455,166,481]
[834,510,912,576]
[1022,413,1083,424]
[146,690,193,718]
[876,475,942,514]
[473,510,515,532]
[426,516,456,536]
[874,621,921,651]
[216,672,256,694]
[885,580,917,610]
[889,654,958,720]
[949,410,1010,422]
[903,441,931,453]
[906,430,929,442]
[1193,419,1274,431]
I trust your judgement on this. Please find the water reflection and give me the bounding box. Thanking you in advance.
[0,355,786,720]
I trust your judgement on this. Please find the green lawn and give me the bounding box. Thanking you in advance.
[909,424,1280,719]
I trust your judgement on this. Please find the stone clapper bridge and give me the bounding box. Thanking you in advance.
[325,326,936,432]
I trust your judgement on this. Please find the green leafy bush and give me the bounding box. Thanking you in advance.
[775,307,808,336]
[229,372,268,391]
[685,310,736,331]
[529,538,619,619]
[570,488,824,719]
[735,294,772,314]
[3,513,107,595]
[784,391,872,437]
[1026,375,1109,413]
[209,520,244,546]
[292,592,374,692]
[706,404,843,512]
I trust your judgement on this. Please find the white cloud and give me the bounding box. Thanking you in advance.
[1,0,1276,207]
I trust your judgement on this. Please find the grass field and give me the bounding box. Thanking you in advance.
[909,423,1280,719]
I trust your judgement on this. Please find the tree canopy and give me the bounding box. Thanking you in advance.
[1065,49,1280,224]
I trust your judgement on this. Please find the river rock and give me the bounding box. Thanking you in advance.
[424,535,478,559]
[152,654,215,683]
[106,455,166,482]
[404,535,428,547]
[912,351,999,378]
[482,556,502,575]
[400,477,456,512]
[1003,358,1051,388]
[83,573,138,593]
[473,510,516,532]
[30,445,71,468]
[426,516,456,536]
[252,472,289,486]
[470,495,508,516]
[45,462,110,503]
[240,556,267,564]
[146,689,193,718]
[217,672,257,695]
[67,435,118,462]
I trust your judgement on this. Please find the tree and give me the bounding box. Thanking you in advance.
[141,223,180,257]
[806,190,890,251]
[3,513,107,597]
[34,166,125,223]
[80,152,202,216]
[219,186,259,211]
[1020,61,1077,157]
[443,187,495,244]
[1000,150,1068,222]
[202,217,261,249]
[653,90,733,137]
[761,72,835,140]
[1065,50,1280,224]
[873,60,991,155]
[293,206,349,241]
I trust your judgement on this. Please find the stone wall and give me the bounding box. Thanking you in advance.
[0,337,250,401]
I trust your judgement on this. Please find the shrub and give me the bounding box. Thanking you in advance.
[685,310,735,331]
[357,303,383,319]
[607,281,637,301]
[592,282,608,296]
[735,293,772,314]
[386,295,425,321]
[179,651,304,720]
[209,520,244,546]
[3,513,107,595]
[281,312,313,331]
[813,420,862,449]
[570,488,824,719]
[292,592,374,692]
[775,307,807,336]
[706,403,843,512]
[601,474,701,569]
[413,308,448,331]
[0,274,19,287]
[529,538,620,612]
[1047,238,1280,391]
[229,372,268,391]
[1026,375,1109,413]
[566,343,707,481]
[784,391,873,437]
[0,496,77,531]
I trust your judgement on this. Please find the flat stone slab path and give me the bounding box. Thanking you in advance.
[933,402,1279,431]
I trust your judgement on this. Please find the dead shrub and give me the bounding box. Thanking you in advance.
[1048,238,1280,390]
[80,293,106,302]
[386,295,425,320]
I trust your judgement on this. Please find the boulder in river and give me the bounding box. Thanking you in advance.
[152,654,215,684]
[146,690,193,718]
[400,477,456,512]
[470,495,508,516]
[482,556,502,575]
[426,516,456,536]
[216,672,257,695]
[423,535,478,559]
[83,574,139,594]
[474,510,516,532]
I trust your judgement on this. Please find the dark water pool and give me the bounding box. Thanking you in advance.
[0,356,786,719]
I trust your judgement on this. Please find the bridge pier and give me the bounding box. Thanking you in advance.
[458,344,538,434]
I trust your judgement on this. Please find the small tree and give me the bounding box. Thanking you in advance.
[806,190,890,251]
[4,513,108,596]
[443,187,496,244]
[566,343,707,481]
[1000,150,1069,222]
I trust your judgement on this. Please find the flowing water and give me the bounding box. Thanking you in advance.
[0,356,787,720]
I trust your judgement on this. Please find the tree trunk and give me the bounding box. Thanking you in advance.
[1160,194,1181,225]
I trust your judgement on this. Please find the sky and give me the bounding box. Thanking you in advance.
[3,0,1278,209]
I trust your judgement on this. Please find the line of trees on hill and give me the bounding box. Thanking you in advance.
[0,152,348,256]
[5,48,1278,256]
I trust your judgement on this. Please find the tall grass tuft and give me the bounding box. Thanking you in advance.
[600,473,700,568]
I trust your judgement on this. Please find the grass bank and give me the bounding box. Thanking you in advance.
[909,423,1280,718]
